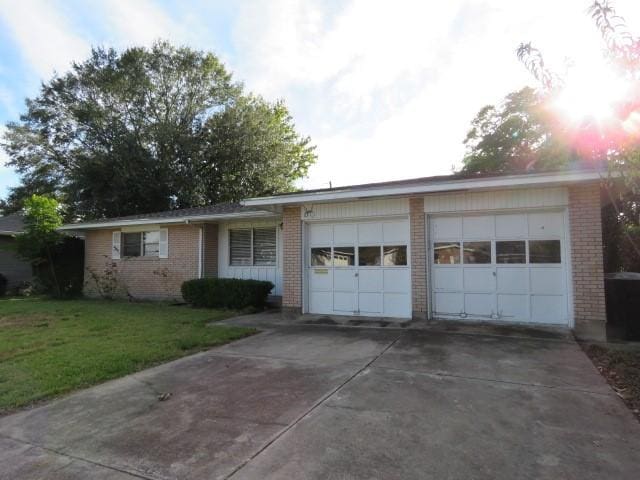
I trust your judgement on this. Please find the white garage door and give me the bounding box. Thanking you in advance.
[430,211,569,325]
[307,220,411,318]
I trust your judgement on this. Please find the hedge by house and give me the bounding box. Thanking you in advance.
[181,278,274,309]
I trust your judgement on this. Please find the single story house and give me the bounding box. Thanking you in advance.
[60,170,607,339]
[0,214,33,288]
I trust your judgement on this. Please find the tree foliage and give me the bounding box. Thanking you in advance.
[462,87,573,174]
[1,41,316,219]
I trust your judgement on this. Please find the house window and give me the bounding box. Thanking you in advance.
[229,227,277,266]
[121,231,160,257]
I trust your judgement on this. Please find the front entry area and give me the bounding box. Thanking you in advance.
[429,210,570,325]
[306,220,411,318]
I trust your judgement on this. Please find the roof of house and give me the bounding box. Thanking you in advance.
[60,168,605,230]
[0,214,25,235]
[58,203,277,230]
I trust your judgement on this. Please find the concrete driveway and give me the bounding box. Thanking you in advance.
[1,323,640,480]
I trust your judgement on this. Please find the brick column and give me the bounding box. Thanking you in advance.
[202,223,218,278]
[410,197,427,319]
[569,183,606,340]
[282,206,302,312]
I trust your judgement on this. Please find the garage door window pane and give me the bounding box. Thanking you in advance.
[359,246,381,266]
[463,241,491,264]
[496,241,526,264]
[434,242,460,264]
[311,247,332,266]
[333,247,355,266]
[384,245,407,266]
[529,240,561,263]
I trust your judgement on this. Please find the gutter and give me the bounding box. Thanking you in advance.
[58,210,279,231]
[242,171,603,206]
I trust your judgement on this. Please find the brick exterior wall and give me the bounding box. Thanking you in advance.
[84,224,201,300]
[569,183,607,340]
[409,197,427,318]
[202,223,218,278]
[282,206,302,310]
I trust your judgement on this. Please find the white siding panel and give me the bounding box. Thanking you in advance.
[302,198,409,220]
[218,220,283,295]
[424,187,568,213]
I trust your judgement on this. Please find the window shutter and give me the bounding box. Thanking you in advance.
[253,227,277,265]
[112,231,121,260]
[159,228,169,258]
[229,229,252,266]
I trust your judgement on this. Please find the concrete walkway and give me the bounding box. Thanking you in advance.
[1,321,639,479]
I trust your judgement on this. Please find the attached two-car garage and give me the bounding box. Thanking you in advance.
[303,206,570,326]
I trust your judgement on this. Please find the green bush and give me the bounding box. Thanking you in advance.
[0,274,7,297]
[181,278,274,309]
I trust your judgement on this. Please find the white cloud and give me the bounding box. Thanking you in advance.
[0,0,90,78]
[97,0,186,47]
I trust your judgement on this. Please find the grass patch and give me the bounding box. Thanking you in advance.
[583,343,640,422]
[0,297,254,413]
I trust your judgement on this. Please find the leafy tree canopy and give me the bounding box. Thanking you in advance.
[1,41,316,219]
[462,87,574,174]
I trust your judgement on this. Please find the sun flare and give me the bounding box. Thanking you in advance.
[552,61,630,125]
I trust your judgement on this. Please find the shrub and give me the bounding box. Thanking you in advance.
[181,278,274,309]
[0,273,7,297]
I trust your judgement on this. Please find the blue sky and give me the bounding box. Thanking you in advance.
[1,0,640,198]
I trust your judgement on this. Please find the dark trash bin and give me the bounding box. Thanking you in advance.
[605,272,640,341]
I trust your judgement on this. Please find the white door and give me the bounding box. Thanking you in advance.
[430,211,569,325]
[307,220,411,318]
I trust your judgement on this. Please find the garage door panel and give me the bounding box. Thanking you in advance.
[496,267,528,294]
[430,211,568,326]
[359,292,383,314]
[333,269,357,291]
[464,293,495,317]
[358,223,382,244]
[383,293,411,317]
[334,292,356,312]
[432,267,462,291]
[333,223,357,245]
[309,269,332,291]
[498,294,530,320]
[359,269,383,292]
[530,268,565,295]
[432,217,461,240]
[528,211,563,237]
[495,214,528,238]
[463,268,495,293]
[383,220,409,243]
[463,215,494,239]
[309,291,332,315]
[309,224,332,246]
[531,295,566,324]
[434,292,464,315]
[383,269,411,293]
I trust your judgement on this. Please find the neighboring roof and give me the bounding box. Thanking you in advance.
[0,214,25,235]
[58,203,278,230]
[242,169,605,206]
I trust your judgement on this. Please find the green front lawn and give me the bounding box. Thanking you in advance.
[0,297,254,413]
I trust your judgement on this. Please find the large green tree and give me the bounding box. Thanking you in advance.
[1,41,315,219]
[462,87,573,174]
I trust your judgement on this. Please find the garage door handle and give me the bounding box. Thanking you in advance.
[492,271,496,276]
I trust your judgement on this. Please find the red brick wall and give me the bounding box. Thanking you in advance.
[202,223,218,278]
[84,224,200,300]
[282,206,302,309]
[569,183,606,338]
[410,197,427,318]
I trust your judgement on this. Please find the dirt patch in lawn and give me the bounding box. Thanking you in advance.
[583,343,640,422]
[0,313,56,328]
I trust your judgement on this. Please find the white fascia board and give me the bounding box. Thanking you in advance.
[242,171,604,206]
[58,210,279,231]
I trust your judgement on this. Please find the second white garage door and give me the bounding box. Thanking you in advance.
[430,211,570,325]
[306,220,411,318]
